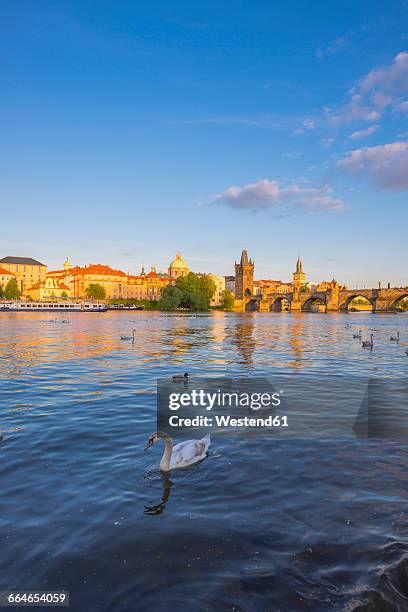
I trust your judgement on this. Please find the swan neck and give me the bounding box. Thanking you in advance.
[160,437,173,471]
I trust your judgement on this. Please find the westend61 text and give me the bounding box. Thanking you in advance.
[168,390,282,411]
[168,415,288,428]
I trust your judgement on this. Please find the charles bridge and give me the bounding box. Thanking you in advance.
[240,286,408,313]
[232,250,407,313]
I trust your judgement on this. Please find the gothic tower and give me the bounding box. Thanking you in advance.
[235,250,254,299]
[292,256,306,291]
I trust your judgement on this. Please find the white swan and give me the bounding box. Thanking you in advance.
[120,329,136,341]
[353,329,362,339]
[390,331,400,342]
[144,431,211,471]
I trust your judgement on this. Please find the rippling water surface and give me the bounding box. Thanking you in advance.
[1,311,408,611]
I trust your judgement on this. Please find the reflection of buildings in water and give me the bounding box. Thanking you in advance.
[231,315,256,365]
[210,311,227,345]
[289,315,306,369]
[0,312,127,374]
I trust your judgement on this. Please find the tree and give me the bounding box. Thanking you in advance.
[175,273,216,309]
[85,283,106,300]
[61,291,68,298]
[158,285,183,310]
[0,286,3,299]
[4,278,21,300]
[221,289,235,310]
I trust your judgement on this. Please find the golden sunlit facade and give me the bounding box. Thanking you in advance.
[26,277,71,300]
[127,267,175,301]
[0,256,47,295]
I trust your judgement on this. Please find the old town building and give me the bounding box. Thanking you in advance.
[0,256,47,294]
[127,266,175,301]
[26,277,71,300]
[208,273,226,306]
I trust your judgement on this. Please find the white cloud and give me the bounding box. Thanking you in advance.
[336,141,408,190]
[316,31,353,59]
[396,100,408,112]
[321,137,335,148]
[294,118,316,135]
[281,151,303,159]
[348,124,379,139]
[359,51,408,95]
[211,179,345,212]
[328,51,408,125]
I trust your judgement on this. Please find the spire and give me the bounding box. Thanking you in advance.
[296,256,303,273]
[141,262,146,276]
[240,250,249,265]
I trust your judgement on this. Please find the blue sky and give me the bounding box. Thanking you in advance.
[0,0,407,286]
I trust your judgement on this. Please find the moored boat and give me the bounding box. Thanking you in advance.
[0,301,107,312]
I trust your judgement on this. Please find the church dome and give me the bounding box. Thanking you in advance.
[169,252,188,270]
[168,252,189,278]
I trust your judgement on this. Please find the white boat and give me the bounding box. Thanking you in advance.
[0,301,107,312]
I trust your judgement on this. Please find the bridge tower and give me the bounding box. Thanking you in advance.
[235,250,254,299]
[292,256,306,291]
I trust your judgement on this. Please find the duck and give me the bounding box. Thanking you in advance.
[353,329,362,339]
[172,372,189,383]
[362,334,374,348]
[390,331,400,343]
[144,431,211,471]
[120,329,136,341]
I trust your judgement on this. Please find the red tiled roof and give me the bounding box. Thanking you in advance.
[0,267,14,276]
[71,264,126,277]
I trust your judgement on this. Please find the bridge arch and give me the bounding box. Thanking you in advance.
[245,298,259,312]
[301,296,326,312]
[269,296,291,312]
[339,294,375,312]
[387,293,408,311]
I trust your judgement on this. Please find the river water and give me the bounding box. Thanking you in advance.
[0,311,408,611]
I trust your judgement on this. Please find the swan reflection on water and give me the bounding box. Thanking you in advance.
[144,471,173,515]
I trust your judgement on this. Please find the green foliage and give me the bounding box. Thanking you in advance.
[300,284,309,292]
[0,286,3,299]
[175,272,216,310]
[4,278,21,300]
[349,297,371,305]
[158,286,184,310]
[85,283,106,300]
[221,289,235,310]
[61,291,68,298]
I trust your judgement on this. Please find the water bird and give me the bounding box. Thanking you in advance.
[144,431,211,471]
[353,329,362,339]
[405,348,408,355]
[362,334,374,348]
[390,332,400,343]
[120,329,136,341]
[172,372,189,383]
